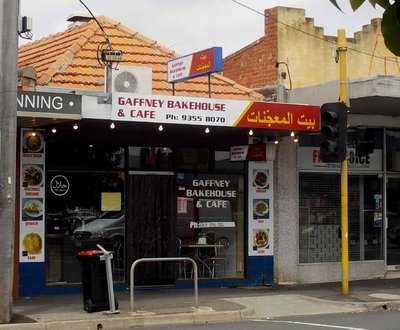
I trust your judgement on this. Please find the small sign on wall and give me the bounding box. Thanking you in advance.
[101,192,122,211]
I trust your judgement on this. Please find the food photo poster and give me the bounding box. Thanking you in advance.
[248,162,273,256]
[20,129,46,262]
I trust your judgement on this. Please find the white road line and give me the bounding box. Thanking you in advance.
[252,319,369,330]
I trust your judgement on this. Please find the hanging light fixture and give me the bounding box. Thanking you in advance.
[290,131,295,137]
[110,122,115,129]
[158,124,164,132]
[274,139,279,145]
[73,123,79,130]
[205,127,210,134]
[293,136,299,143]
[51,128,57,134]
[31,131,37,137]
[248,129,254,136]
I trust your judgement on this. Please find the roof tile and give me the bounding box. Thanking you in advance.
[18,17,264,101]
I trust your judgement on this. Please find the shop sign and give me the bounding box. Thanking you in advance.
[177,174,239,229]
[298,147,382,172]
[17,91,82,118]
[167,47,223,83]
[248,162,274,256]
[112,93,320,132]
[230,144,276,162]
[20,129,46,263]
[50,175,70,197]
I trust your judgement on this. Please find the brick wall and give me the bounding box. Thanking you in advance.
[224,6,400,90]
[223,8,278,90]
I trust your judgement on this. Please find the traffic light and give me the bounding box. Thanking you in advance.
[319,102,348,163]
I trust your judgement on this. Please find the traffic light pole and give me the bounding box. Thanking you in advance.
[338,29,349,295]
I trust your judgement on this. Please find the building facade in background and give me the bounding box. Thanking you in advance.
[223,6,400,94]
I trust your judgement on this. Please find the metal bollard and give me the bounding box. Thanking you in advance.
[97,244,119,314]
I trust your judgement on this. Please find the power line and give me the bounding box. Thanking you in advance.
[230,0,399,64]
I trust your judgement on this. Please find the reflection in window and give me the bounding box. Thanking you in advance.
[45,172,125,284]
[128,147,173,170]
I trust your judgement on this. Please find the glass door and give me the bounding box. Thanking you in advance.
[386,178,400,266]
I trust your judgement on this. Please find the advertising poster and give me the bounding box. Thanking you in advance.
[20,129,45,262]
[248,162,274,256]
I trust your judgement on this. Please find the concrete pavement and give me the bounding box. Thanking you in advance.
[2,279,400,329]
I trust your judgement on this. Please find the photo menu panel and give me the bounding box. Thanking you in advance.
[19,129,45,262]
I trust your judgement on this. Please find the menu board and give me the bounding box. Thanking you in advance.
[248,162,274,256]
[20,129,45,262]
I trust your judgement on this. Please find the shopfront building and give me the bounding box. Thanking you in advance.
[285,76,400,283]
[17,89,320,296]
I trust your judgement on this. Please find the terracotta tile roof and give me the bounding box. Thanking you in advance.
[18,16,263,101]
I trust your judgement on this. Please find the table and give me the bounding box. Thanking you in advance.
[181,244,224,278]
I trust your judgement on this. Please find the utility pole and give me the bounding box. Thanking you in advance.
[337,29,349,295]
[0,0,18,323]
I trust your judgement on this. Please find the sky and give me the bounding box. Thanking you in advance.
[19,0,384,57]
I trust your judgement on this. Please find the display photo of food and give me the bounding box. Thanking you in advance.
[22,165,43,187]
[253,169,269,190]
[253,199,269,219]
[22,198,43,220]
[23,233,42,255]
[253,229,269,249]
[23,132,44,153]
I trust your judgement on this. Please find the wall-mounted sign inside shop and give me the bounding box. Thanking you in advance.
[230,144,276,162]
[50,175,70,196]
[112,93,320,132]
[17,91,82,119]
[167,47,223,83]
[177,173,240,229]
[298,147,382,172]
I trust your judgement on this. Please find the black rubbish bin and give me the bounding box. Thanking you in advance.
[76,249,118,313]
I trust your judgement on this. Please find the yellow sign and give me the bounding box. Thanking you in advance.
[101,192,122,211]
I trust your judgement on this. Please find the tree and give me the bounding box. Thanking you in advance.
[329,0,400,56]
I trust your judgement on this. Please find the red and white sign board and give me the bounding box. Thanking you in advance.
[112,93,320,132]
[230,144,276,162]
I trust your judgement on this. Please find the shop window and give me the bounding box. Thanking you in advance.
[176,173,245,279]
[45,171,125,284]
[128,146,173,170]
[214,151,245,172]
[299,173,383,263]
[386,130,400,172]
[47,141,125,170]
[176,148,209,171]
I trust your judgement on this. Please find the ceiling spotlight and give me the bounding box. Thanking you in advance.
[293,137,299,143]
[290,131,295,137]
[274,139,279,145]
[248,129,254,136]
[158,124,164,132]
[89,144,93,148]
[51,128,57,134]
[205,127,210,134]
[110,122,116,129]
[73,123,79,130]
[31,132,37,137]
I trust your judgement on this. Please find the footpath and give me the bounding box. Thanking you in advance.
[2,279,400,329]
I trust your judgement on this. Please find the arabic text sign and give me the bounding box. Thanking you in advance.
[112,93,320,132]
[167,47,223,83]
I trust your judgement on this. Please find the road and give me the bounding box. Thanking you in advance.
[128,311,400,330]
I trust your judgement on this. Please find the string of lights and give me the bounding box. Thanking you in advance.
[230,0,400,64]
